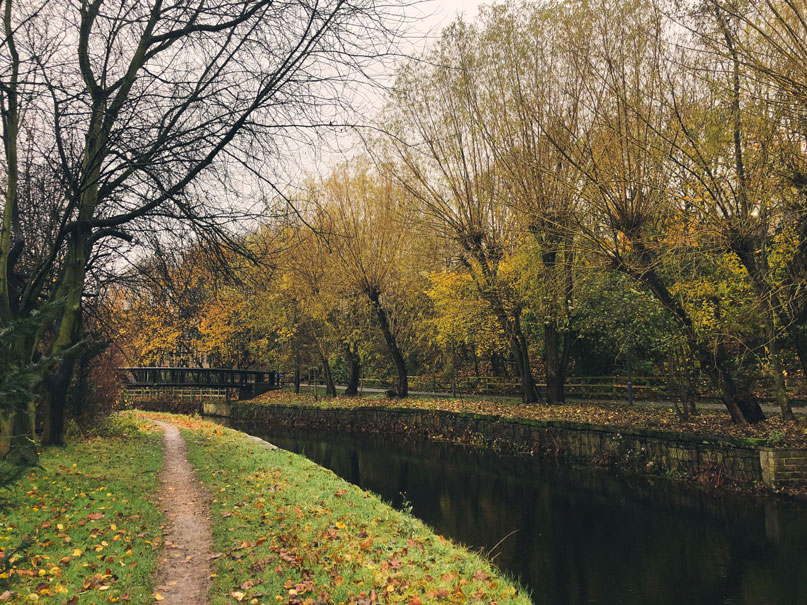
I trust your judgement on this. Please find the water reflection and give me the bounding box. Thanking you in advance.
[245,425,807,604]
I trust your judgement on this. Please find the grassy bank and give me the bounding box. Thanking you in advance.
[161,413,530,604]
[0,415,164,603]
[251,390,807,448]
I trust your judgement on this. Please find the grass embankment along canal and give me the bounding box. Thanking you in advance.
[152,412,531,605]
[0,415,164,603]
[251,390,807,448]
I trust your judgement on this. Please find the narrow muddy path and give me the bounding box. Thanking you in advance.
[152,420,213,604]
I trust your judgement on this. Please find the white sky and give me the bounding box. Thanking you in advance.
[410,0,489,40]
[426,0,488,23]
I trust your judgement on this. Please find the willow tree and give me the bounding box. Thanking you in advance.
[646,3,796,420]
[321,161,426,398]
[380,22,541,403]
[277,221,343,398]
[0,0,409,454]
[544,0,765,423]
[703,1,807,377]
[462,2,588,403]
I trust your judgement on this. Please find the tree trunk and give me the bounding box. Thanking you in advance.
[539,238,572,405]
[512,316,540,404]
[486,294,539,403]
[41,354,77,446]
[344,342,360,396]
[463,249,539,402]
[735,248,796,421]
[490,352,507,377]
[623,255,764,424]
[318,354,336,398]
[510,335,539,403]
[666,351,687,419]
[544,321,565,404]
[367,289,407,397]
[451,345,457,397]
[764,315,795,421]
[668,349,697,419]
[4,399,36,465]
[39,232,89,445]
[293,353,301,394]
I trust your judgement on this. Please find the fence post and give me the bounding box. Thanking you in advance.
[626,352,634,405]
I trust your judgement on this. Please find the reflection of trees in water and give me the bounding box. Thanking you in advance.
[258,427,807,605]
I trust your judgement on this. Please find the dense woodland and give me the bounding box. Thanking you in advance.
[3,0,807,462]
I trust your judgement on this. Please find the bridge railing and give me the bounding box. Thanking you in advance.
[118,366,278,388]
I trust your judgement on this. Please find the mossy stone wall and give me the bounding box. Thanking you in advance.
[198,401,807,489]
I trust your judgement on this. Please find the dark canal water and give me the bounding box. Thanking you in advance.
[250,426,807,604]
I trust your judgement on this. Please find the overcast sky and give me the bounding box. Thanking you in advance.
[281,0,493,183]
[432,0,487,20]
[413,0,488,38]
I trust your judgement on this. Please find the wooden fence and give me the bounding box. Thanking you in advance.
[121,387,228,403]
[281,373,807,402]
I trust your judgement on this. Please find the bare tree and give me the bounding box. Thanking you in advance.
[650,3,796,419]
[0,0,409,455]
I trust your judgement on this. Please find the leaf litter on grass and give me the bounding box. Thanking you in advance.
[0,415,164,603]
[154,413,531,605]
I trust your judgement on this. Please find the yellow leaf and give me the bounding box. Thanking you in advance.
[154,594,164,601]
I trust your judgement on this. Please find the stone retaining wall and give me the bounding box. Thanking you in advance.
[202,401,232,417]
[171,400,807,489]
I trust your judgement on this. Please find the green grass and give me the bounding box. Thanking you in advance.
[0,414,164,603]
[177,415,531,605]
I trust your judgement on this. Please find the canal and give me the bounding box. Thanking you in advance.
[250,425,807,604]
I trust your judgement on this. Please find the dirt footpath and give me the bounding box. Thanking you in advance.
[152,420,214,604]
